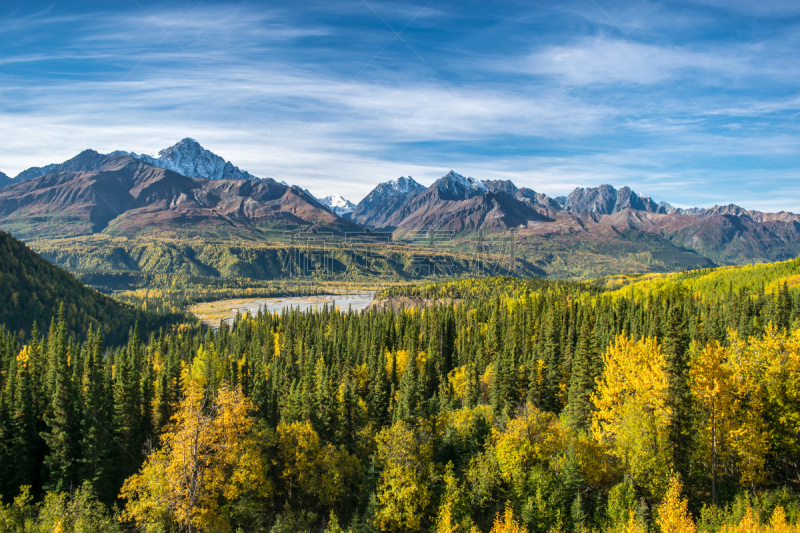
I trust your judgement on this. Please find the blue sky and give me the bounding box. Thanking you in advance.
[1,0,799,209]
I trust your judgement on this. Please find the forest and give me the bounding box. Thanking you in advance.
[3,259,800,532]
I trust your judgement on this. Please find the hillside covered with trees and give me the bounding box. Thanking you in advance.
[0,230,187,344]
[4,258,800,532]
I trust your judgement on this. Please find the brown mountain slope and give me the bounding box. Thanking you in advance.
[375,172,551,233]
[0,151,360,239]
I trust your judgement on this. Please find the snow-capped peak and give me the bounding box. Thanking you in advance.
[320,194,356,216]
[389,176,423,194]
[118,138,261,182]
[437,170,488,199]
[367,176,425,200]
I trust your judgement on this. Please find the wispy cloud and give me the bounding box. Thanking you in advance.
[1,0,799,210]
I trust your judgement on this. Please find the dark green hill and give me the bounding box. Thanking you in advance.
[0,229,185,343]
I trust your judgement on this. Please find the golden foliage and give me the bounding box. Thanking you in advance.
[592,335,672,498]
[120,384,267,533]
[374,422,435,532]
[489,505,529,533]
[492,404,562,485]
[690,339,734,498]
[449,364,472,402]
[620,511,646,533]
[275,421,362,507]
[656,475,695,533]
[726,331,771,488]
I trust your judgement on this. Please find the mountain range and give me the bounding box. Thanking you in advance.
[0,148,358,240]
[2,139,800,270]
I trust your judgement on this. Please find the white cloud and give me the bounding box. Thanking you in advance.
[1,2,800,212]
[520,36,796,87]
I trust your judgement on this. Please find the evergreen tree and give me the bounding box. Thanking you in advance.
[564,311,597,431]
[663,304,692,481]
[395,350,419,424]
[41,304,79,493]
[10,350,38,492]
[80,328,113,499]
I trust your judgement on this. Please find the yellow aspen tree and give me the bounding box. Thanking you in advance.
[767,506,793,533]
[621,511,646,533]
[374,421,434,532]
[492,403,563,486]
[275,421,362,507]
[592,335,673,499]
[120,384,267,533]
[690,339,734,504]
[656,475,696,533]
[726,331,771,490]
[720,506,758,533]
[489,505,529,533]
[764,328,800,469]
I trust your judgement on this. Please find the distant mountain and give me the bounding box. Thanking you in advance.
[351,176,426,228]
[8,144,800,270]
[434,171,488,200]
[358,171,551,233]
[0,150,358,239]
[14,163,59,182]
[115,138,261,182]
[564,184,666,215]
[0,171,12,188]
[320,194,356,216]
[483,179,518,195]
[515,187,564,219]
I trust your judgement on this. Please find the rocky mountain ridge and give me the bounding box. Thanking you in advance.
[112,138,261,182]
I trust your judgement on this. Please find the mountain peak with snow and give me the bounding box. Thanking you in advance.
[435,170,488,200]
[372,176,424,198]
[120,138,261,182]
[320,194,356,216]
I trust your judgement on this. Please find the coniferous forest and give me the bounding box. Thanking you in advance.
[4,264,800,532]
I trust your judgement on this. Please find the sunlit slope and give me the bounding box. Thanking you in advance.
[597,255,800,300]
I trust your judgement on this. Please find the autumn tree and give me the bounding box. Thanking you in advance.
[592,335,673,499]
[275,420,362,509]
[726,330,771,490]
[374,421,435,532]
[120,384,268,533]
[690,339,733,503]
[656,475,696,533]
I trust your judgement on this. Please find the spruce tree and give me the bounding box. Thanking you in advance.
[41,304,78,493]
[395,350,418,424]
[113,344,143,486]
[80,328,113,499]
[564,312,597,431]
[11,352,38,493]
[663,304,691,480]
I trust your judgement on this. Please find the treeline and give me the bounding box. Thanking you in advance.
[2,276,800,532]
